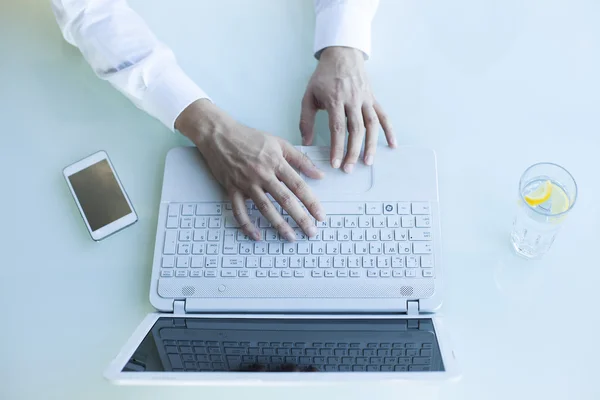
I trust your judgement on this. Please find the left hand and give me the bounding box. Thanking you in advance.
[299,46,396,173]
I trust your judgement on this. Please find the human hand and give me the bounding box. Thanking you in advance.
[300,46,395,173]
[175,99,326,241]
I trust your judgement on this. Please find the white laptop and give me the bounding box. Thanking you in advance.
[105,146,459,384]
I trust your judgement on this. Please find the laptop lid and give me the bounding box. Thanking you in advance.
[105,313,459,385]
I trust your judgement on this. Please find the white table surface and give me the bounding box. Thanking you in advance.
[1,0,599,399]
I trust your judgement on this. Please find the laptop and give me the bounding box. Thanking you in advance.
[104,146,459,384]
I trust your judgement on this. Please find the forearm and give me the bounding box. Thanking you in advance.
[51,0,209,130]
[313,0,380,59]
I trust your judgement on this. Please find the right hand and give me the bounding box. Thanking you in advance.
[175,99,326,241]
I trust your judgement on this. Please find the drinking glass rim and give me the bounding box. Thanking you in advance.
[519,162,578,217]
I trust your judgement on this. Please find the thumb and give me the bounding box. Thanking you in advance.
[299,92,317,145]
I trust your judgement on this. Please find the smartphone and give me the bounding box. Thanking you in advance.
[63,151,138,241]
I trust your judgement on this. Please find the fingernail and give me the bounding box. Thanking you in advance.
[332,158,341,169]
[343,163,354,174]
[365,155,374,166]
[315,210,325,221]
[307,226,318,237]
[284,231,296,242]
[251,230,261,241]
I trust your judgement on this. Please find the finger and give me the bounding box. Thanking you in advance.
[249,186,295,242]
[281,140,324,180]
[362,105,380,166]
[231,190,260,240]
[328,104,346,169]
[299,92,317,146]
[374,101,395,148]
[277,162,325,224]
[266,179,317,239]
[342,104,365,173]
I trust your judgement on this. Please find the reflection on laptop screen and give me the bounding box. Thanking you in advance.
[122,318,444,373]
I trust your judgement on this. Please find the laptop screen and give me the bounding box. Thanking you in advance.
[121,317,444,373]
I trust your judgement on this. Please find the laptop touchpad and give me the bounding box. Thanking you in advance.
[303,155,373,195]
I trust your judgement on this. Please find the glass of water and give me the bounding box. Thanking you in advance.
[510,162,577,259]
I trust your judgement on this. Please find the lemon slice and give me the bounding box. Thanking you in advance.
[550,184,570,214]
[524,180,552,206]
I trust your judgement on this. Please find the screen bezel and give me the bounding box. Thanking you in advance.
[63,151,138,241]
[104,313,460,385]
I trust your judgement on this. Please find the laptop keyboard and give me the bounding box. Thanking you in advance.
[163,339,434,372]
[160,201,434,280]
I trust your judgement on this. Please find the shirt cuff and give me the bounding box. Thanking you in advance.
[314,3,373,60]
[142,64,210,131]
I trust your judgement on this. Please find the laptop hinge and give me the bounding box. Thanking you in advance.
[407,300,419,315]
[173,300,186,315]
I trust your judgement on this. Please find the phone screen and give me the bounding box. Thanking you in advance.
[68,159,132,232]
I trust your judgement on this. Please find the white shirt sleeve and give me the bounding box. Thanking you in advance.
[313,0,380,59]
[51,0,209,131]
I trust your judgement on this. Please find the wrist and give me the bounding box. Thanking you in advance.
[319,46,364,63]
[175,99,230,147]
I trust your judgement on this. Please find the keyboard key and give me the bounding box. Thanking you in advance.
[222,257,244,268]
[392,270,403,277]
[337,230,351,241]
[304,256,317,268]
[194,217,208,229]
[221,270,236,277]
[289,256,303,268]
[387,216,401,228]
[162,256,175,268]
[196,203,222,215]
[420,255,434,268]
[350,270,361,277]
[366,229,379,241]
[168,204,180,217]
[409,229,432,241]
[394,365,408,371]
[204,270,217,277]
[319,257,332,268]
[246,256,259,268]
[326,243,339,254]
[163,231,177,255]
[333,256,346,268]
[312,243,325,255]
[191,256,203,268]
[358,216,372,228]
[355,243,368,254]
[193,229,207,241]
[206,244,219,255]
[409,365,431,371]
[377,256,390,268]
[166,216,179,229]
[283,243,296,255]
[391,349,405,356]
[268,243,281,255]
[421,349,433,357]
[395,228,408,241]
[415,215,431,228]
[324,270,335,277]
[254,242,267,255]
[405,269,417,278]
[340,242,353,255]
[190,270,202,277]
[205,257,218,268]
[180,217,194,229]
[261,258,273,268]
[275,257,288,268]
[240,243,253,255]
[401,216,414,228]
[413,243,433,254]
[176,270,188,277]
[177,244,191,255]
[411,202,430,215]
[312,270,323,277]
[256,270,267,277]
[369,243,382,254]
[381,229,394,241]
[297,242,310,254]
[373,216,386,228]
[208,230,221,241]
[294,270,305,277]
[178,230,192,242]
[407,256,419,268]
[269,270,280,277]
[344,216,358,228]
[265,229,279,241]
[363,256,376,268]
[323,229,336,241]
[366,203,381,215]
[406,349,419,357]
[422,270,434,277]
[367,270,378,277]
[384,243,397,254]
[399,243,412,254]
[380,270,391,277]
[161,270,173,277]
[348,256,361,268]
[192,243,205,255]
[397,202,410,214]
[383,203,395,215]
[182,204,195,216]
